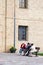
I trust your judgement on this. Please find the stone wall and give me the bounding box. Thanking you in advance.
[0,0,43,52]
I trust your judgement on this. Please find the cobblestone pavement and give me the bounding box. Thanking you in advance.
[0,53,43,65]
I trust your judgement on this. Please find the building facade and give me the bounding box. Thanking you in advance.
[0,0,43,52]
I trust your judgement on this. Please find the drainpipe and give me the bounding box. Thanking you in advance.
[14,0,16,47]
[5,0,7,52]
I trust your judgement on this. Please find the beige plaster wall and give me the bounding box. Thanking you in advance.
[0,15,5,52]
[0,0,5,52]
[6,18,14,52]
[7,0,14,18]
[6,0,14,52]
[15,0,43,52]
[0,0,14,52]
[15,20,43,52]
[5,0,43,52]
[0,0,43,52]
[16,0,43,20]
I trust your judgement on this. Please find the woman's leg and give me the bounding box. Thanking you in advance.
[19,48,22,55]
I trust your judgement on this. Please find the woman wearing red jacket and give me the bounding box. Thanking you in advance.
[19,43,26,55]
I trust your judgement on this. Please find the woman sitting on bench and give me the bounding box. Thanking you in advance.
[19,43,26,55]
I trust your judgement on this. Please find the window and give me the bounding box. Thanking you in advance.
[19,0,28,8]
[18,26,28,41]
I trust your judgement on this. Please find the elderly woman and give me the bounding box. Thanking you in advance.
[30,44,40,56]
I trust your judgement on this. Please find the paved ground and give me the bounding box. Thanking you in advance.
[0,53,43,65]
